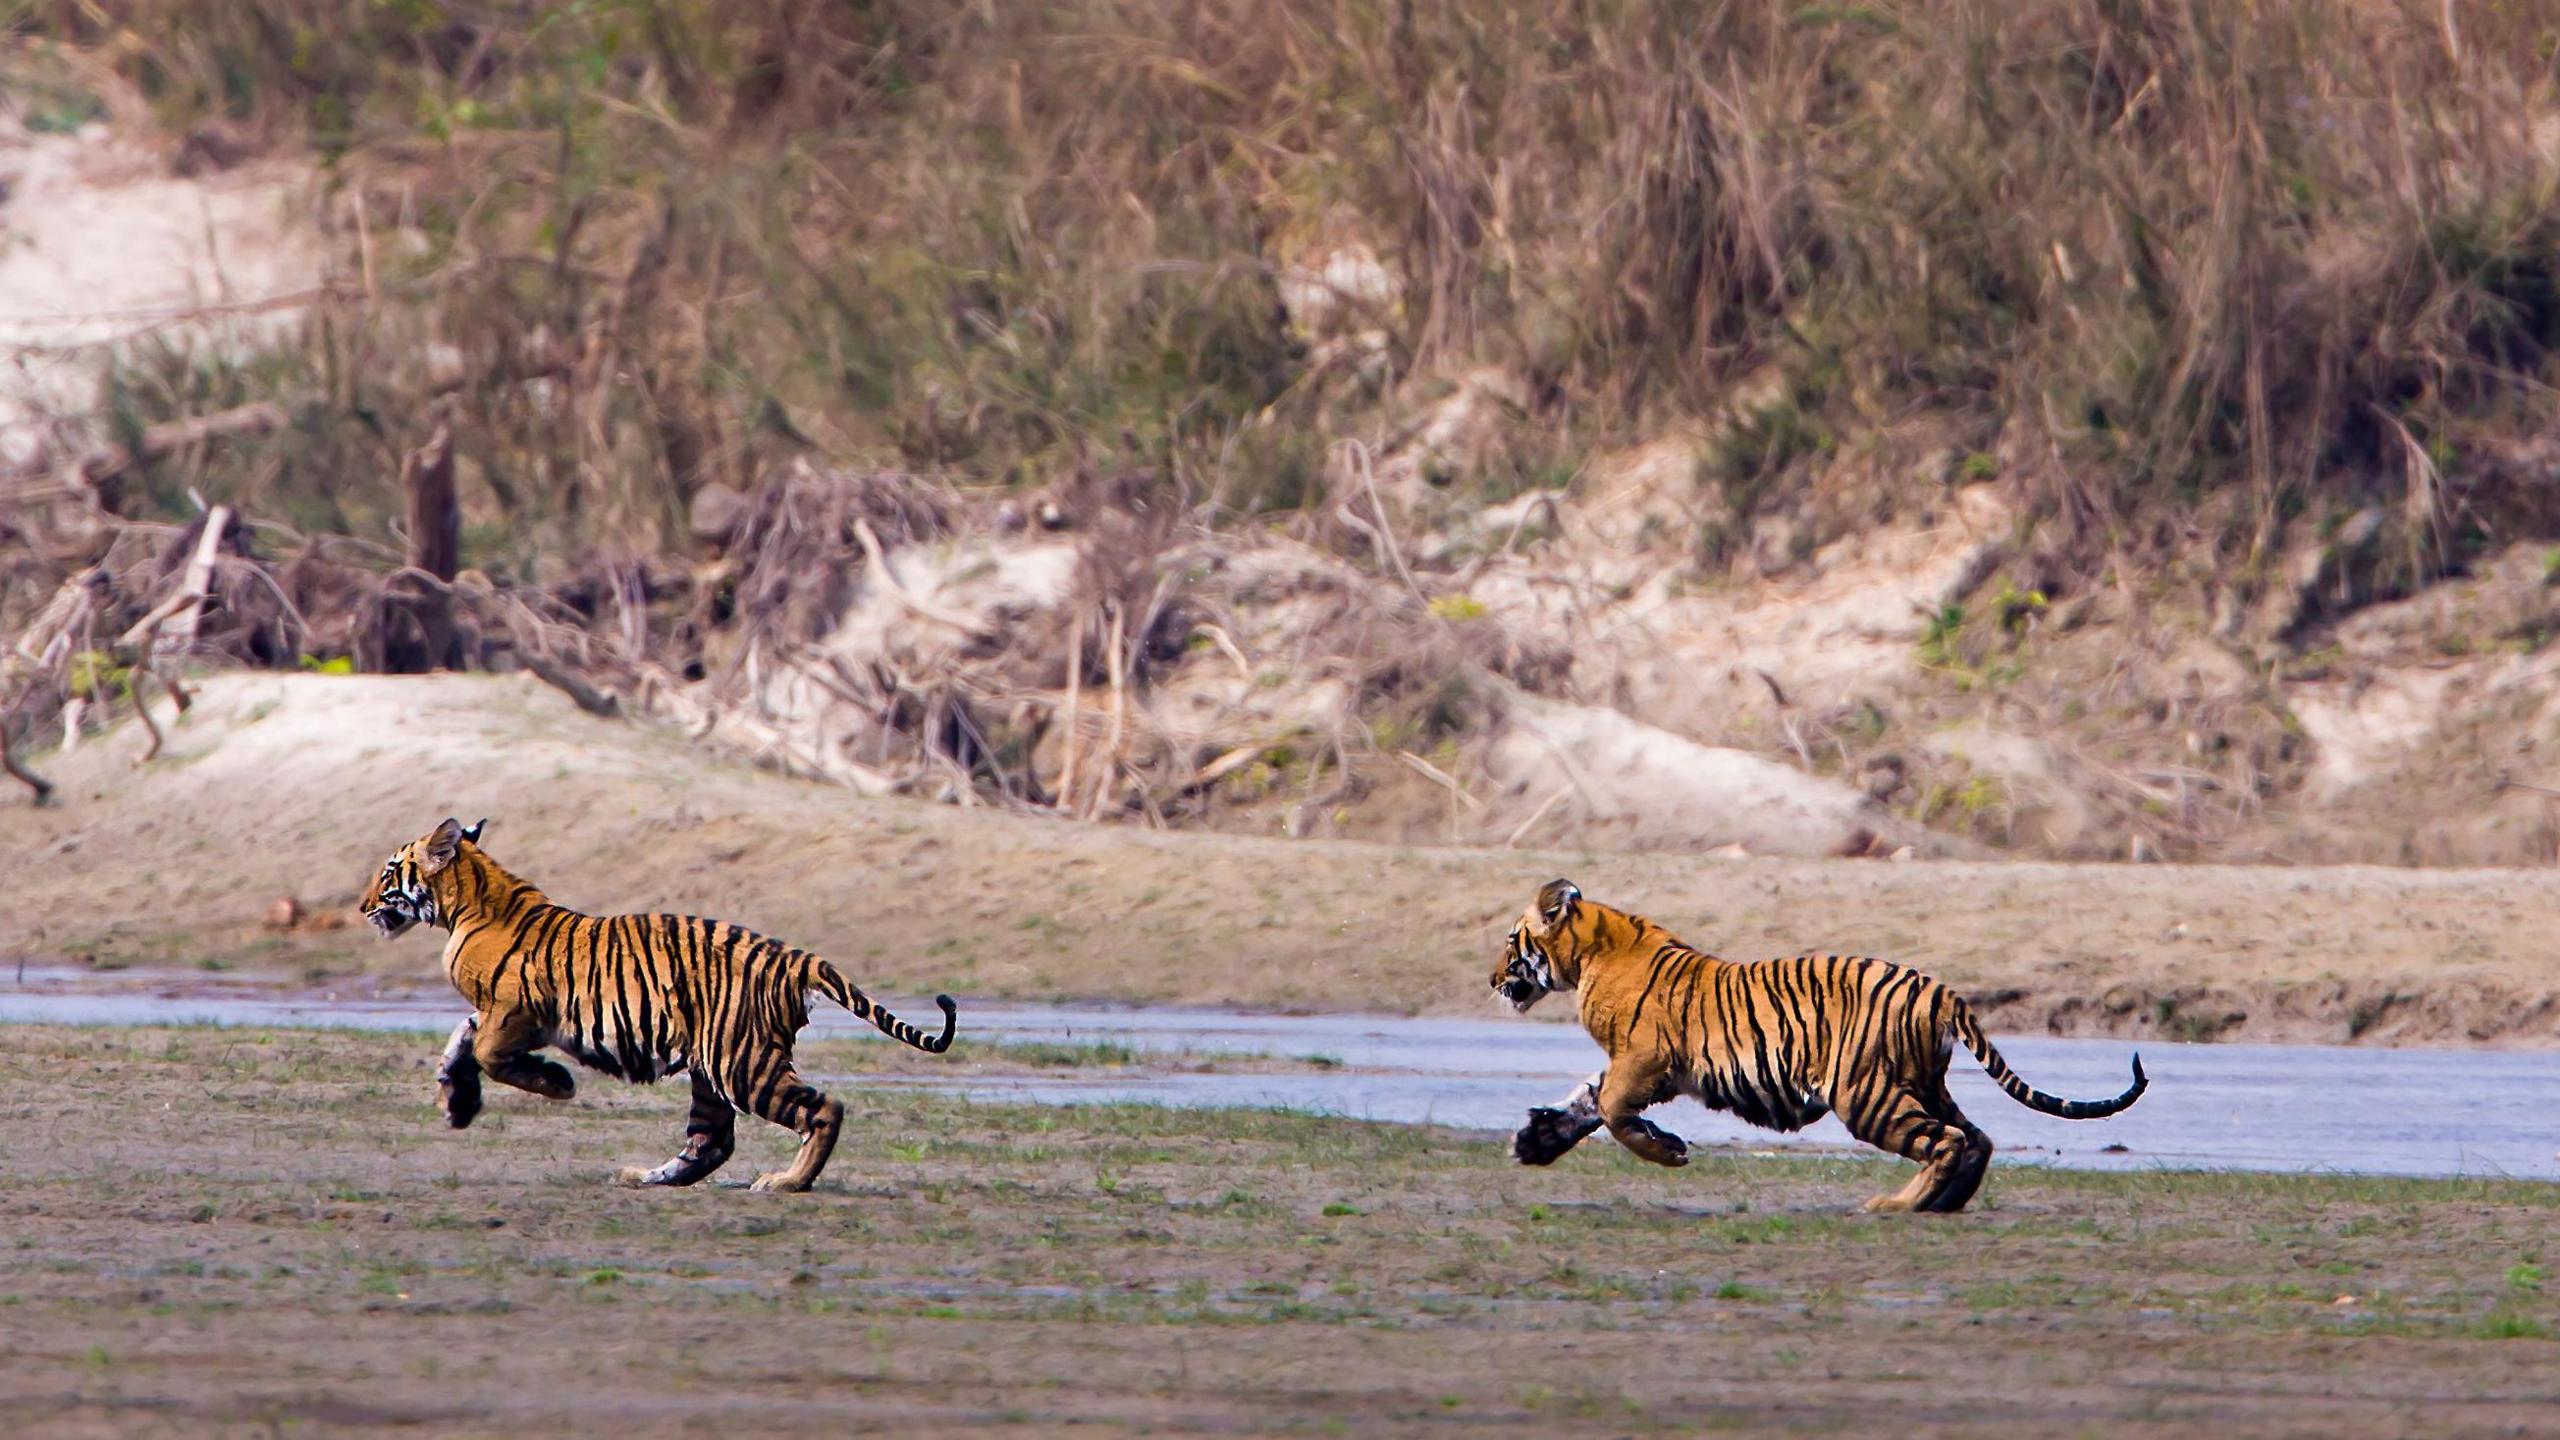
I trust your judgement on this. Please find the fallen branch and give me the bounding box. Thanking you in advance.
[0,725,50,804]
[519,651,621,718]
[1396,748,1483,812]
[67,405,286,510]
[169,505,233,651]
[1504,784,1572,848]
[1086,605,1130,821]
[110,527,226,766]
[114,588,199,649]
[1181,742,1266,795]
[1331,441,1431,609]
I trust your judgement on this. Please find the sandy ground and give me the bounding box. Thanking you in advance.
[4,672,2560,1046]
[0,121,320,454]
[0,1025,2553,1439]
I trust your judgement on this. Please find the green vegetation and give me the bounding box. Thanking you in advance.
[976,1039,1144,1069]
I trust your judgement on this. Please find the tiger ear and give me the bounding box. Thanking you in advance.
[1536,879,1582,928]
[459,818,488,845]
[422,817,464,874]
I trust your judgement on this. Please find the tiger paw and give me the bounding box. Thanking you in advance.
[437,1067,483,1129]
[1512,1106,1601,1166]
[522,1059,576,1101]
[1624,1117,1690,1167]
[748,1171,813,1194]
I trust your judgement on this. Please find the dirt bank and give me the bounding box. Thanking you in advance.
[17,6,2560,876]
[4,673,2559,1047]
[0,1026,2554,1439]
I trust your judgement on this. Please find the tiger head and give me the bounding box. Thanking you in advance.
[1491,878,1590,1013]
[358,817,486,940]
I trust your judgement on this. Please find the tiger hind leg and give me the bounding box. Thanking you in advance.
[742,1070,844,1194]
[618,1074,738,1188]
[1849,1094,1991,1214]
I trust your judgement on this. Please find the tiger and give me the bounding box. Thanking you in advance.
[1489,879,2145,1213]
[358,817,957,1193]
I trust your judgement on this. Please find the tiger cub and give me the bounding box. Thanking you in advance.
[1491,879,2143,1212]
[360,818,955,1192]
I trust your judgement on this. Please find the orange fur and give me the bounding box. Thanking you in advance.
[1491,879,2143,1212]
[360,818,955,1192]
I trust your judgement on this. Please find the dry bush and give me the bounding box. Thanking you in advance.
[7,0,2560,824]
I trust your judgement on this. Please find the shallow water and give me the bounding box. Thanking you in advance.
[5,970,2554,1181]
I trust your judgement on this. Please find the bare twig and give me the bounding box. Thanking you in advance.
[1332,441,1431,607]
[128,630,167,765]
[57,404,287,511]
[1057,617,1083,810]
[850,516,979,631]
[1089,605,1130,821]
[1396,748,1483,811]
[1195,622,1255,682]
[1504,784,1572,848]
[1182,743,1266,794]
[0,726,50,805]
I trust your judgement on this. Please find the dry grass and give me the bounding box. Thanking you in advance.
[11,1,2555,572]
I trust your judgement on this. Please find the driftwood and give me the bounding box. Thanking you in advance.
[66,403,287,514]
[2,569,104,796]
[111,515,224,765]
[518,651,620,717]
[166,504,232,652]
[0,727,49,804]
[2,452,1294,825]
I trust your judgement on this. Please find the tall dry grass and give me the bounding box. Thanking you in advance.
[12,0,2560,591]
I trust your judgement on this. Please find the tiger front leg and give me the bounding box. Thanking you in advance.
[1513,1070,1606,1166]
[436,1016,484,1129]
[1599,1067,1689,1168]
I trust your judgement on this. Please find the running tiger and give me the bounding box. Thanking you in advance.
[1490,879,2144,1213]
[358,817,957,1193]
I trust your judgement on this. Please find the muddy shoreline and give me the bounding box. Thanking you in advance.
[2,1025,2554,1439]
